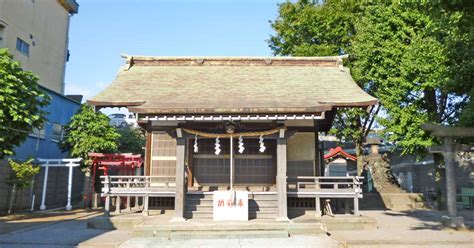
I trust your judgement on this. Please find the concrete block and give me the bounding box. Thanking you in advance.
[441,216,465,228]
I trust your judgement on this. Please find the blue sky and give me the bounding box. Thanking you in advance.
[64,0,285,102]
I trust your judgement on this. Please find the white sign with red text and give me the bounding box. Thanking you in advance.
[213,191,248,221]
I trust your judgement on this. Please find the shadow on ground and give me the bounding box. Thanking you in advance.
[383,209,474,231]
[0,208,117,247]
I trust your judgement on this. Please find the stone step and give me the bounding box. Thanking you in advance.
[170,230,289,239]
[186,193,278,200]
[185,211,278,219]
[185,205,278,212]
[133,222,325,237]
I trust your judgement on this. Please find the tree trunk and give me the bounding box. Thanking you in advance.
[81,168,91,209]
[355,142,364,175]
[8,184,17,215]
[433,153,446,210]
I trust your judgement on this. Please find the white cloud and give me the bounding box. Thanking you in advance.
[64,81,111,102]
[64,83,93,101]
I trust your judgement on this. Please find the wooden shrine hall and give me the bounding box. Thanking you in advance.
[88,55,377,221]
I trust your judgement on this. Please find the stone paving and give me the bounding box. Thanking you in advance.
[0,208,473,247]
[330,210,474,247]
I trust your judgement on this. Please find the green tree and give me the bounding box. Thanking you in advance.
[61,105,120,208]
[5,159,40,214]
[116,127,146,156]
[269,1,473,164]
[351,2,472,154]
[0,48,50,158]
[61,104,120,165]
[269,0,374,172]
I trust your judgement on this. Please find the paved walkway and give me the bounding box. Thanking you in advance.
[330,210,474,248]
[118,236,338,248]
[0,208,473,247]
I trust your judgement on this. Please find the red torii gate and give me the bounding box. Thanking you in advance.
[88,153,143,208]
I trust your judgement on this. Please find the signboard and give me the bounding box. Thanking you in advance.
[213,191,248,221]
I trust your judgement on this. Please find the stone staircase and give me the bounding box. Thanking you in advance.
[133,221,326,238]
[185,192,278,220]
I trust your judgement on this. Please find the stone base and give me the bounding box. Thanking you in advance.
[169,217,186,223]
[442,216,465,228]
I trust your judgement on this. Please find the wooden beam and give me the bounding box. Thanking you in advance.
[422,124,474,137]
[171,136,186,222]
[276,128,289,221]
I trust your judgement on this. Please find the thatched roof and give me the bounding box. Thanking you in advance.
[88,56,377,115]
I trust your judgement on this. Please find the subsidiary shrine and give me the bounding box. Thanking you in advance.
[88,55,377,221]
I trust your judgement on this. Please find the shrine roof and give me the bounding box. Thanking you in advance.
[324,146,357,161]
[88,56,377,114]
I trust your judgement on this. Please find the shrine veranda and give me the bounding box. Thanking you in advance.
[89,56,377,221]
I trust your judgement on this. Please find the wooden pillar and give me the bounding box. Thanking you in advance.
[171,128,186,222]
[145,132,152,176]
[276,128,289,221]
[314,130,321,176]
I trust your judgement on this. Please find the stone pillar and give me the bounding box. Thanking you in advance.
[441,137,464,227]
[276,128,289,221]
[444,137,456,217]
[171,129,186,222]
[104,195,110,217]
[40,165,49,210]
[66,165,74,210]
[135,167,141,208]
[115,196,121,214]
[315,195,321,217]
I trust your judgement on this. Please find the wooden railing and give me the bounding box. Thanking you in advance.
[289,176,363,196]
[100,175,176,216]
[287,176,364,216]
[101,175,176,195]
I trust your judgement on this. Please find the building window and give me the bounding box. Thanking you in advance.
[51,123,64,142]
[16,38,30,56]
[30,126,45,139]
[0,25,5,47]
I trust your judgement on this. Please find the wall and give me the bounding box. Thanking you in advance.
[0,0,71,93]
[390,150,474,194]
[0,88,82,213]
[287,132,316,177]
[13,87,81,160]
[0,160,84,212]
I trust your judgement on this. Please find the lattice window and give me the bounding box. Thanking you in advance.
[192,138,275,185]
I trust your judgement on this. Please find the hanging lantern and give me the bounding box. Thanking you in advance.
[259,135,266,153]
[238,135,245,154]
[215,137,221,155]
[194,134,198,153]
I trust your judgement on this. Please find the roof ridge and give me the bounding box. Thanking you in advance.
[121,54,348,61]
[119,54,349,68]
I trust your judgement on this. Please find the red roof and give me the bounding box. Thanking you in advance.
[88,153,143,168]
[324,146,356,161]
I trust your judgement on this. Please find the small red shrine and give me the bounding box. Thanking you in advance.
[324,146,357,161]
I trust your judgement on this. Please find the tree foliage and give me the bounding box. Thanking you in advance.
[61,105,120,165]
[116,127,145,156]
[0,48,50,158]
[269,1,474,158]
[5,159,40,189]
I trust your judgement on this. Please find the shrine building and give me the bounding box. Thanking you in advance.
[88,56,377,221]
